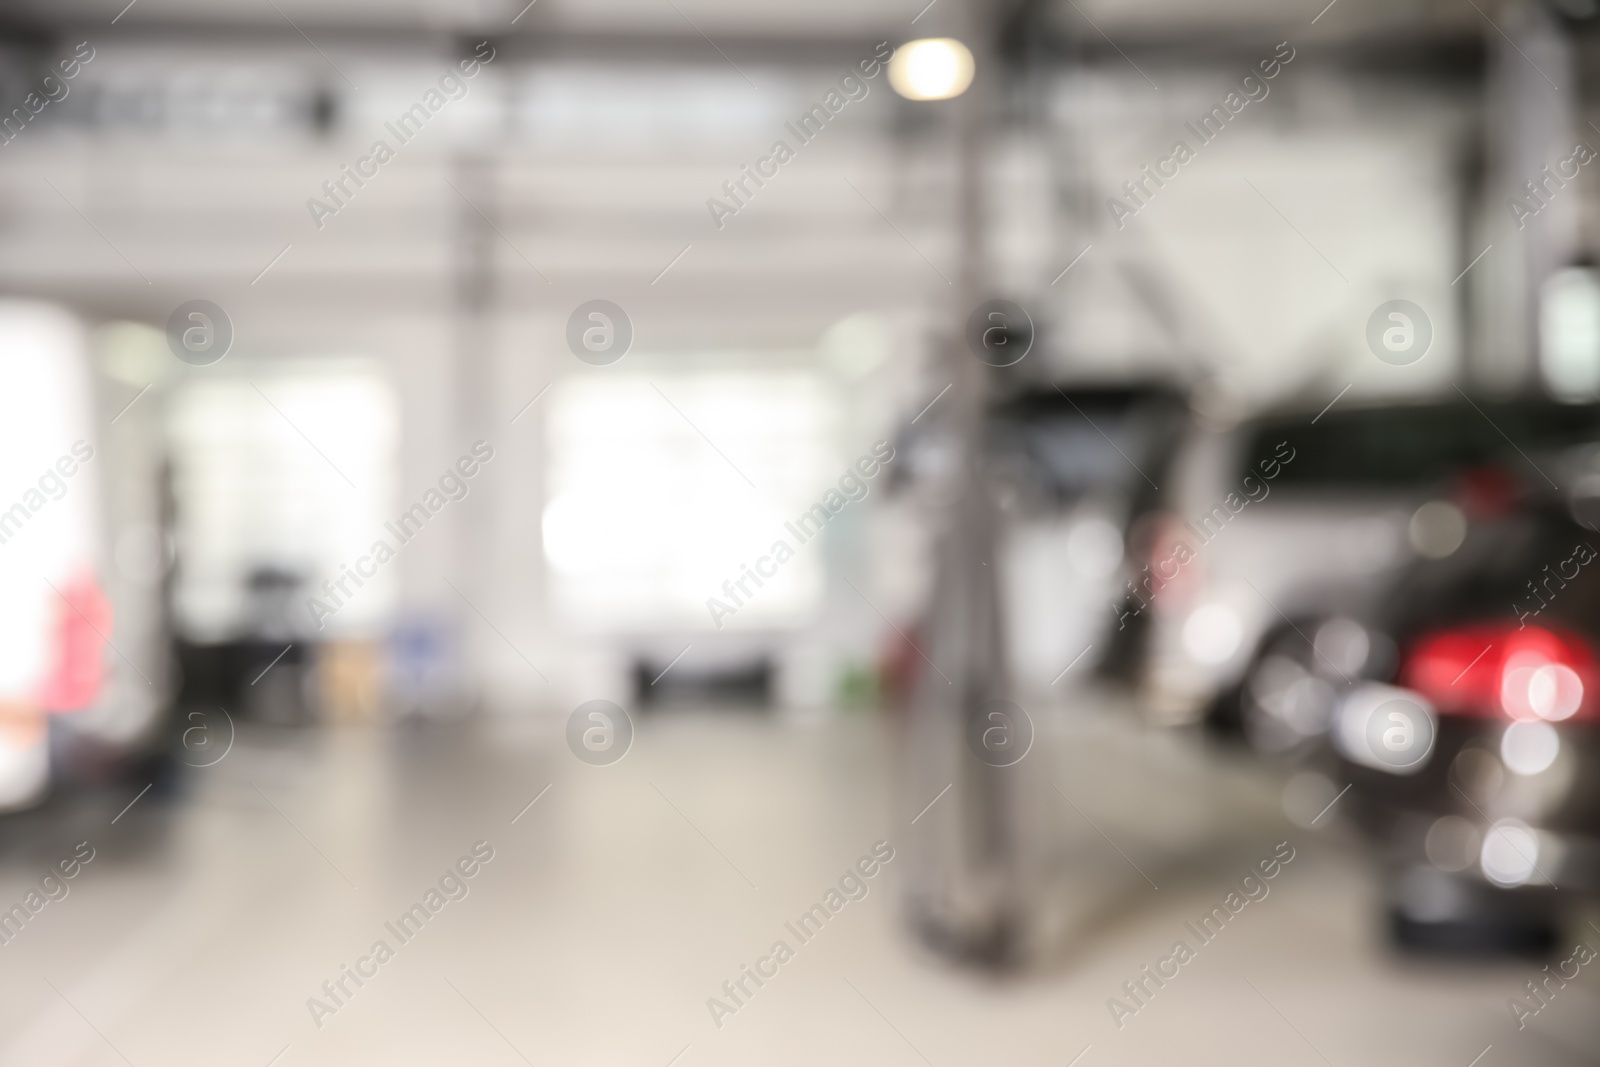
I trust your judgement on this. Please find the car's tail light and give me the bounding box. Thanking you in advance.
[37,572,110,713]
[1401,623,1596,723]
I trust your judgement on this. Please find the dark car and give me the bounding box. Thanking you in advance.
[1238,460,1600,952]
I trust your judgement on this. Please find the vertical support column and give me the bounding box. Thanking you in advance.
[1478,2,1578,392]
[903,0,1027,966]
[450,132,496,708]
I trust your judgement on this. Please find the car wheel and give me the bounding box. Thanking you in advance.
[1385,865,1558,956]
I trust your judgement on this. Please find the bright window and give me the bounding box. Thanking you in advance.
[167,361,398,641]
[543,371,835,630]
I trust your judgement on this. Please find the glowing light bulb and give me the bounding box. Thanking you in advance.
[888,38,976,101]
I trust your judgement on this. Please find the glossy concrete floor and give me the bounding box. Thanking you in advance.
[0,702,1594,1067]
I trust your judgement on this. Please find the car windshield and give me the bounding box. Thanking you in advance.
[1384,508,1600,635]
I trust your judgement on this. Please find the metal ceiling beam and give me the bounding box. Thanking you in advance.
[0,18,902,67]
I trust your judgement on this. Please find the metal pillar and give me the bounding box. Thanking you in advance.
[1479,1,1579,391]
[902,0,1028,966]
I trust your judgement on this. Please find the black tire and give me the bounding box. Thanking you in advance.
[1387,907,1559,957]
[1385,868,1561,957]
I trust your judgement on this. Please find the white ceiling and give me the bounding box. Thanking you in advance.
[12,0,1481,41]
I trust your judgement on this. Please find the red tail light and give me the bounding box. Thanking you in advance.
[38,572,110,713]
[1402,623,1596,723]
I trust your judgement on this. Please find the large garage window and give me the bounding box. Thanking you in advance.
[542,371,834,630]
[167,360,398,641]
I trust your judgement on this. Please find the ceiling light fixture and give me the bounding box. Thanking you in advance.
[888,38,975,101]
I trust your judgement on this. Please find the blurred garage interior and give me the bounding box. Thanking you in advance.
[0,0,1599,1064]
